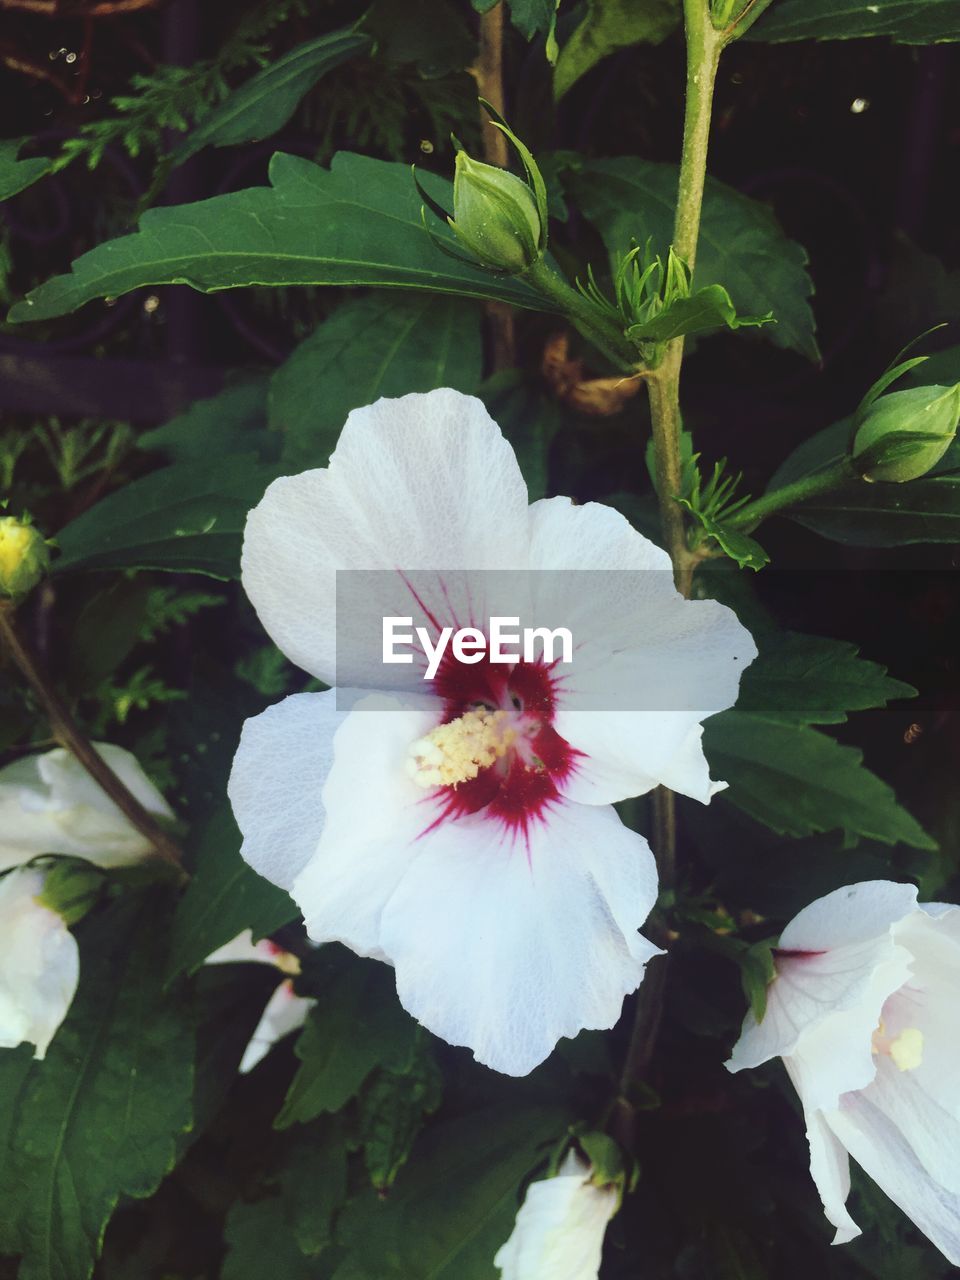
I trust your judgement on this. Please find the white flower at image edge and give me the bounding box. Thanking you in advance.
[0,744,173,870]
[728,880,960,1264]
[493,1151,617,1280]
[205,930,314,1073]
[0,866,79,1059]
[229,389,756,1075]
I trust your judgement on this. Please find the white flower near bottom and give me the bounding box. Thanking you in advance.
[0,866,79,1059]
[728,880,960,1264]
[230,389,756,1076]
[494,1151,618,1280]
[204,931,314,1073]
[0,744,173,871]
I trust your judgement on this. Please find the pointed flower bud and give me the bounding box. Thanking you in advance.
[450,150,543,273]
[851,383,960,483]
[0,514,50,600]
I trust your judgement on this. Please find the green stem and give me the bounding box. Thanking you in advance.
[647,352,693,591]
[725,458,853,530]
[524,257,638,372]
[646,3,723,591]
[674,1,723,272]
[613,1,723,1145]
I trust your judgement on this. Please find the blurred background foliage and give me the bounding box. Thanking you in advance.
[0,0,959,1277]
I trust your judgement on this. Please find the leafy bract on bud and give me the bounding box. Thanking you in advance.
[579,243,771,369]
[450,151,543,273]
[0,514,50,600]
[851,383,960,483]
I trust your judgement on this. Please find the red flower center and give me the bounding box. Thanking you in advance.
[421,646,581,840]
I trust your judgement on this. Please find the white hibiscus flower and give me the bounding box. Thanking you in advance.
[0,865,80,1059]
[0,744,173,871]
[229,389,755,1075]
[728,880,960,1264]
[494,1151,618,1280]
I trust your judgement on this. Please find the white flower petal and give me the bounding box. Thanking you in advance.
[241,390,531,682]
[828,1092,960,1266]
[0,744,171,870]
[204,929,286,969]
[291,692,440,958]
[729,882,921,1074]
[0,867,79,1059]
[729,935,912,1082]
[525,498,755,805]
[494,1152,617,1280]
[892,909,960,1118]
[779,880,919,953]
[239,981,315,1074]
[785,1068,861,1247]
[380,800,662,1076]
[863,1055,960,1194]
[229,690,349,890]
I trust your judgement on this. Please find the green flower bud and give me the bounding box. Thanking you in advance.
[852,383,960,483]
[450,151,543,273]
[0,515,50,599]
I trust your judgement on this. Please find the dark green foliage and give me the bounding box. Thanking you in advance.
[2,2,959,1278]
[0,898,194,1280]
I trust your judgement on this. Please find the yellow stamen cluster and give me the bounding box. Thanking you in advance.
[407,707,515,789]
[872,1020,924,1072]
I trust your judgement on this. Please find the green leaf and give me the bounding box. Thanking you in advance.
[480,372,562,502]
[282,1117,350,1256]
[504,0,557,40]
[0,896,193,1280]
[736,630,917,725]
[222,1116,348,1277]
[366,0,477,75]
[139,377,273,463]
[66,577,155,693]
[334,1104,570,1280]
[222,1198,318,1280]
[738,940,777,1023]
[0,138,51,203]
[277,960,418,1128]
[53,455,278,579]
[166,808,298,982]
[271,293,482,467]
[703,710,936,850]
[569,157,818,360]
[359,1036,443,1192]
[626,283,772,346]
[771,420,960,545]
[8,152,544,324]
[472,0,557,41]
[175,28,370,164]
[906,343,960,387]
[678,502,770,569]
[554,0,679,99]
[748,0,960,43]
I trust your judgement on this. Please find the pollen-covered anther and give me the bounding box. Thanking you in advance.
[407,707,516,789]
[872,1020,924,1071]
